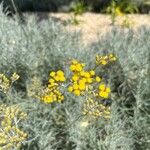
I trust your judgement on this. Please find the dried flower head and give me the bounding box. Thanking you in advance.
[0,104,27,150]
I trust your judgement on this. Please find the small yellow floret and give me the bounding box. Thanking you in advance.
[72,75,79,81]
[68,86,73,92]
[58,76,66,82]
[74,90,81,96]
[57,70,64,76]
[50,72,56,77]
[99,91,109,98]
[99,84,106,90]
[87,78,93,83]
[73,83,79,90]
[70,65,76,71]
[90,70,95,76]
[101,60,107,65]
[79,83,86,90]
[76,64,83,72]
[106,87,111,93]
[49,79,55,83]
[84,72,90,78]
[96,76,101,82]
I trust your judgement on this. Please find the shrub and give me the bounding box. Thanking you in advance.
[0,4,150,150]
[90,26,150,149]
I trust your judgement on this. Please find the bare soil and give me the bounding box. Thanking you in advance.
[34,13,150,45]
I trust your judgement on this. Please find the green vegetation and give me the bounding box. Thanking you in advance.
[70,0,87,25]
[106,0,138,25]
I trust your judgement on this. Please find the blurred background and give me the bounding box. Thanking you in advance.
[1,0,149,45]
[1,0,150,14]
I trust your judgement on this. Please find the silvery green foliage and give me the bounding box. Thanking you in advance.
[0,4,95,150]
[0,5,88,91]
[90,26,150,149]
[133,36,150,149]
[0,4,150,149]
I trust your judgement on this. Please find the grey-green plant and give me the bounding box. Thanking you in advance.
[0,3,150,150]
[90,26,150,149]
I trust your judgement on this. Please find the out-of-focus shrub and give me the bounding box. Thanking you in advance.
[0,0,149,13]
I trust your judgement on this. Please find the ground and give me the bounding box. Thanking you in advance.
[28,13,150,45]
[49,13,150,45]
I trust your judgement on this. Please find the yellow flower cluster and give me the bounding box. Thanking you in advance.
[41,70,65,104]
[0,105,27,150]
[68,60,101,96]
[10,73,20,83]
[0,73,20,94]
[83,98,111,119]
[99,84,111,99]
[0,74,9,94]
[96,54,117,66]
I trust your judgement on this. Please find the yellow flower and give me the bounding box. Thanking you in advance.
[70,65,76,71]
[106,87,111,93]
[99,84,106,90]
[43,95,52,103]
[68,86,73,92]
[49,79,55,83]
[111,57,117,61]
[81,63,85,67]
[90,70,95,76]
[74,90,81,96]
[79,79,86,84]
[53,75,65,82]
[56,70,64,76]
[53,95,57,101]
[100,60,107,65]
[72,75,79,81]
[48,82,57,88]
[95,76,101,82]
[99,84,111,93]
[60,95,64,100]
[79,82,86,90]
[84,72,90,78]
[11,73,20,82]
[79,78,86,84]
[81,78,87,83]
[76,64,83,72]
[104,110,111,115]
[109,54,113,58]
[58,76,66,82]
[50,72,55,77]
[109,54,117,61]
[80,71,85,76]
[0,105,28,149]
[53,70,66,82]
[54,76,59,81]
[86,78,93,83]
[99,91,109,99]
[73,83,79,90]
[99,84,111,98]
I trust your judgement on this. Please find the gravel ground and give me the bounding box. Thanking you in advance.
[30,13,150,45]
